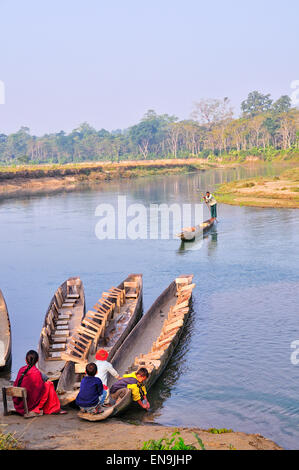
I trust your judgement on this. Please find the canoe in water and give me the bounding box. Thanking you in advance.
[0,290,12,371]
[77,274,195,422]
[56,274,143,406]
[177,219,215,242]
[37,277,85,381]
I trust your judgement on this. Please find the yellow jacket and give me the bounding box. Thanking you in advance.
[123,372,147,401]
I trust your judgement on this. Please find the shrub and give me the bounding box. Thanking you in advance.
[141,431,205,450]
[239,182,255,188]
[0,432,22,450]
[208,428,233,434]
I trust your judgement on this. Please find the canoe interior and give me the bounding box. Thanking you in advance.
[109,280,179,379]
[57,274,143,405]
[37,277,85,381]
[77,275,194,422]
[0,289,12,371]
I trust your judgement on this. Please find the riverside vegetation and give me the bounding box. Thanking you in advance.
[0,159,219,199]
[0,91,298,166]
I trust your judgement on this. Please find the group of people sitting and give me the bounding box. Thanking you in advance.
[13,349,150,417]
[76,348,150,414]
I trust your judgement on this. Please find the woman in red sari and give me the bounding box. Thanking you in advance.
[13,350,66,418]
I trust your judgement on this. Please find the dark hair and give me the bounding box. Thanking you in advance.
[206,191,210,195]
[26,350,39,366]
[136,368,149,378]
[86,363,97,376]
[17,350,39,387]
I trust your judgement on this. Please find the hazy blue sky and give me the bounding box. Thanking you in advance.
[0,0,298,135]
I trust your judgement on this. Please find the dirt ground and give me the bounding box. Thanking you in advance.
[0,404,282,450]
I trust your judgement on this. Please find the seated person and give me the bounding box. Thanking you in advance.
[109,368,150,410]
[13,350,66,418]
[95,349,121,386]
[76,362,107,414]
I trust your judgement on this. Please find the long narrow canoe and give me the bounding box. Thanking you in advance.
[0,290,12,371]
[78,274,194,422]
[37,277,85,381]
[56,274,143,406]
[177,219,215,242]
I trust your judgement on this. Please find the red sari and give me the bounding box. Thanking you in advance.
[13,365,61,416]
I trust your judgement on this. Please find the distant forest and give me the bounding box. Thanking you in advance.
[1,91,298,165]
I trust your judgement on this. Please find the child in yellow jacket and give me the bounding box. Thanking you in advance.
[109,368,150,410]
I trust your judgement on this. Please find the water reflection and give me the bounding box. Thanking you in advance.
[207,230,218,258]
[177,225,218,255]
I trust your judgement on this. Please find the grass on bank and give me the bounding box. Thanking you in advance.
[141,431,206,450]
[215,167,299,208]
[0,432,23,450]
[208,428,234,434]
[0,160,215,184]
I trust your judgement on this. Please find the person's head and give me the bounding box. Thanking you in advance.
[206,191,210,196]
[95,349,108,361]
[136,368,149,383]
[25,350,39,367]
[85,362,97,377]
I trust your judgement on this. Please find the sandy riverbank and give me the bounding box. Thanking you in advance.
[0,407,282,450]
[0,159,210,200]
[215,168,299,209]
[0,159,233,200]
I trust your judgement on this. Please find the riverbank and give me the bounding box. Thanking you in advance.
[0,408,282,450]
[215,168,299,208]
[0,159,234,200]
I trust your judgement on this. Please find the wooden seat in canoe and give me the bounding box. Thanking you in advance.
[124,282,139,299]
[67,294,80,299]
[58,313,72,320]
[64,333,92,361]
[102,291,123,312]
[51,336,67,344]
[62,302,76,308]
[109,287,125,303]
[56,321,69,328]
[52,330,70,337]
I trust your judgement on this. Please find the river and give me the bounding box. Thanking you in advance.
[0,163,298,449]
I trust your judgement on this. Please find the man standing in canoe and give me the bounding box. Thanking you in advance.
[203,191,217,222]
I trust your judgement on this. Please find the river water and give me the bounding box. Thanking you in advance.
[0,164,298,449]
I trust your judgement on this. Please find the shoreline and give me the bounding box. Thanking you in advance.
[0,159,241,200]
[0,407,282,450]
[215,168,299,209]
[0,159,296,202]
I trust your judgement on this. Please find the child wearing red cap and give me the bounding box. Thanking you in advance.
[95,349,121,387]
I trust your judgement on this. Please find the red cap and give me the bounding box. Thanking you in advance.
[95,349,108,361]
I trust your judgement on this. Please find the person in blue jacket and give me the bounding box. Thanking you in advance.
[76,362,107,414]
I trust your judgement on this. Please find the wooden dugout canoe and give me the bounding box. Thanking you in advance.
[77,274,195,422]
[37,277,85,381]
[177,219,215,242]
[56,274,143,406]
[0,290,12,371]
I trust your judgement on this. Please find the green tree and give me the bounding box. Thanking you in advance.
[272,95,292,114]
[241,91,273,117]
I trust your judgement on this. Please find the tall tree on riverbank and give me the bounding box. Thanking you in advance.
[241,91,273,117]
[0,93,298,164]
